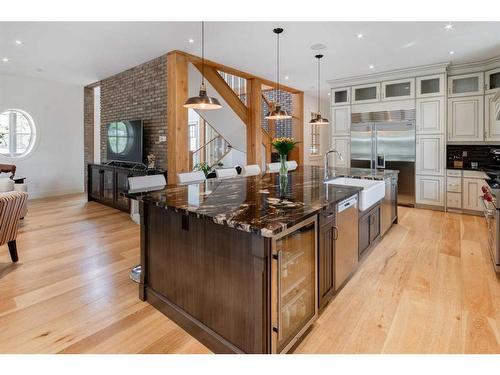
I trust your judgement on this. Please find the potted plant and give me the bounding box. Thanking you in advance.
[271,137,299,176]
[193,161,223,178]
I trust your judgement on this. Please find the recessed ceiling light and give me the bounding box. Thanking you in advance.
[188,38,194,44]
[369,64,374,69]
[36,68,43,73]
[444,23,453,30]
[15,40,22,45]
[310,43,327,51]
[449,51,455,55]
[327,92,331,96]
[2,57,9,63]
[284,75,289,80]
[357,33,364,39]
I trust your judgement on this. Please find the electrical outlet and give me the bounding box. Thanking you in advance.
[462,151,468,157]
[159,135,166,142]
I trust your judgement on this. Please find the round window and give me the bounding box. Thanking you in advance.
[107,121,134,155]
[0,109,37,158]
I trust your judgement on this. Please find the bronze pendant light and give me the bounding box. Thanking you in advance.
[309,54,329,125]
[184,22,222,110]
[265,28,292,120]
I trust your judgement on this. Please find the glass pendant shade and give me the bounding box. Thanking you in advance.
[183,83,222,110]
[309,112,329,125]
[265,104,292,120]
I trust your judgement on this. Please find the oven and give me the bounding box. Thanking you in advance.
[481,185,500,272]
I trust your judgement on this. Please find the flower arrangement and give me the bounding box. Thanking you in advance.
[193,161,223,177]
[271,137,299,156]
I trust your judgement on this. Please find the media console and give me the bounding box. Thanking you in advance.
[87,163,166,212]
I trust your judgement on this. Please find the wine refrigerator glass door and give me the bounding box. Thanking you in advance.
[271,216,317,353]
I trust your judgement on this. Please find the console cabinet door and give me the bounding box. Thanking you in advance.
[447,96,484,142]
[485,93,500,142]
[102,169,115,203]
[463,178,486,211]
[331,106,350,136]
[416,97,445,134]
[416,135,445,176]
[318,221,336,309]
[90,166,103,199]
[416,176,445,206]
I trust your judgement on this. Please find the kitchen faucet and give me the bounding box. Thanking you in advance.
[324,149,343,179]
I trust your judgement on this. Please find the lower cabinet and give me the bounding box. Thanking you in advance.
[416,175,445,206]
[331,137,350,168]
[358,203,381,258]
[462,177,487,211]
[318,218,336,310]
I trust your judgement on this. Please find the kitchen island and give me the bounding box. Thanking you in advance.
[127,166,398,354]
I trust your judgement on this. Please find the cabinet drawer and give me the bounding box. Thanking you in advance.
[320,205,336,226]
[446,177,462,192]
[447,169,462,177]
[447,192,462,209]
[463,170,489,179]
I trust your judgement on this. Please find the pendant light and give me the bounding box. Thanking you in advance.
[309,54,329,125]
[184,22,222,110]
[265,28,292,120]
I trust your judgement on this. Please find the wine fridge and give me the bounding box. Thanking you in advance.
[271,216,318,353]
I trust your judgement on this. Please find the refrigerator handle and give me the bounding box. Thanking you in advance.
[372,125,377,170]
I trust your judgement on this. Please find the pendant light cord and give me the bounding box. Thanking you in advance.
[201,21,205,85]
[317,56,320,114]
[276,30,280,106]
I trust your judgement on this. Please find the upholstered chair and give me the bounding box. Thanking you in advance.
[0,191,28,262]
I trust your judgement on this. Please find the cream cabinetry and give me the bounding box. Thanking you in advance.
[331,87,351,106]
[331,137,350,168]
[381,78,415,101]
[462,177,487,211]
[485,93,500,142]
[447,95,484,142]
[485,68,500,94]
[351,83,380,104]
[416,97,445,134]
[416,74,446,98]
[448,73,484,97]
[416,175,445,206]
[331,106,350,136]
[416,135,445,176]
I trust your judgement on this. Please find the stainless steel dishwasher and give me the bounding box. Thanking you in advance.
[335,195,359,290]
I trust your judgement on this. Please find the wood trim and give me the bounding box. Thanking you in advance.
[193,63,248,124]
[290,92,304,165]
[247,78,263,166]
[169,50,302,94]
[167,52,189,184]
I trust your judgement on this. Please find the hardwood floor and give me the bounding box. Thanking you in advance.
[0,194,499,353]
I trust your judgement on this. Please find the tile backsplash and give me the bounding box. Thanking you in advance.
[447,145,500,169]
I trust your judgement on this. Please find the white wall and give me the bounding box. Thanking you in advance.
[303,91,330,166]
[0,74,84,199]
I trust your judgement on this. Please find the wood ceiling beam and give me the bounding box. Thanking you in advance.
[169,50,303,94]
[193,63,248,124]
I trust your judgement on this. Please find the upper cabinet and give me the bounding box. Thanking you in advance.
[447,95,484,142]
[485,93,500,142]
[448,73,484,97]
[381,78,415,101]
[485,68,500,94]
[331,87,351,106]
[416,97,445,134]
[416,74,445,98]
[331,106,351,136]
[351,83,380,104]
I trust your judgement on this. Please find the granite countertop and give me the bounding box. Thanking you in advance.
[126,166,398,238]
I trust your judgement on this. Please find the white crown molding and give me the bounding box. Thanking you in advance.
[448,55,500,76]
[328,63,449,88]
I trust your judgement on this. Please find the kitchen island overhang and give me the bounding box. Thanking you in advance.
[127,166,398,354]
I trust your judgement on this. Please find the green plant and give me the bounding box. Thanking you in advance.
[272,137,299,156]
[193,161,223,177]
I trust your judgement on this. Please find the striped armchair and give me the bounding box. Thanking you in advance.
[0,191,28,262]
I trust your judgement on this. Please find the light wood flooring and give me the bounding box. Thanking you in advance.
[0,194,499,353]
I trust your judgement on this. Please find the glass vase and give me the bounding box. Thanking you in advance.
[279,154,288,176]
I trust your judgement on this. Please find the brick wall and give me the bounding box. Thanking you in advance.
[99,55,168,169]
[83,86,95,190]
[262,89,293,138]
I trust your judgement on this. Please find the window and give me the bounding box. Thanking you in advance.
[310,122,320,155]
[108,121,132,154]
[0,109,37,158]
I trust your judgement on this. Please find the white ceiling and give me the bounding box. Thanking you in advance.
[1,22,499,90]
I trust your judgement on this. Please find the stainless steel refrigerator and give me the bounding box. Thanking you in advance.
[350,109,416,206]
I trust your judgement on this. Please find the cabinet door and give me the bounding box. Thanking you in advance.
[485,93,500,142]
[463,178,486,211]
[416,175,445,206]
[416,74,445,98]
[90,167,102,199]
[447,96,484,142]
[448,73,484,97]
[318,222,335,309]
[352,83,380,104]
[331,106,350,136]
[115,170,132,211]
[416,135,445,176]
[416,97,445,134]
[485,68,500,94]
[381,78,415,101]
[447,192,462,209]
[358,213,371,257]
[102,169,115,203]
[332,87,351,106]
[331,137,350,168]
[369,206,380,243]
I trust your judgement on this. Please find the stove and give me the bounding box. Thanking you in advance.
[481,181,500,272]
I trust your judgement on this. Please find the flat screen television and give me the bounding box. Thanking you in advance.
[106,120,143,163]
